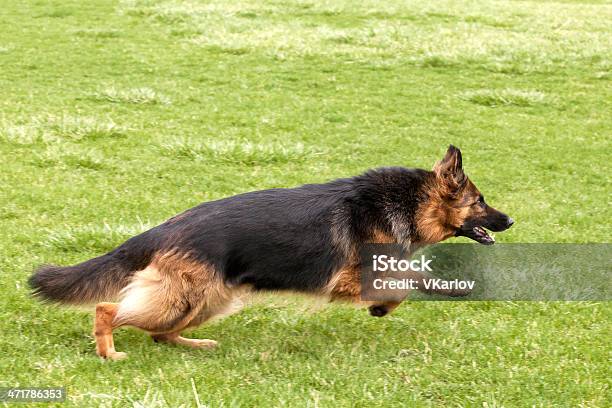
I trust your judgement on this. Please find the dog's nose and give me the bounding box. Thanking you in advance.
[506,217,515,228]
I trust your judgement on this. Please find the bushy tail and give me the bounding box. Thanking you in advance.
[29,253,139,305]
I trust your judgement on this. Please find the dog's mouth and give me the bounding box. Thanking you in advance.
[456,225,495,245]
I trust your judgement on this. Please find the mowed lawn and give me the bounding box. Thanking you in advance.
[0,0,610,406]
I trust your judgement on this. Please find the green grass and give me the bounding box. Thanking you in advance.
[0,0,610,406]
[89,87,171,105]
[458,89,548,107]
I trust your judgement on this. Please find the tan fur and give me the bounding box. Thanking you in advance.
[325,226,397,301]
[325,264,361,302]
[416,175,482,244]
[151,332,218,349]
[93,302,125,360]
[325,265,409,315]
[93,249,240,360]
[369,228,396,244]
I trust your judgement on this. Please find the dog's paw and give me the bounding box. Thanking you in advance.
[368,305,388,317]
[101,351,127,361]
[188,339,218,349]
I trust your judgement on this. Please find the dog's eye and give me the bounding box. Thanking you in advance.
[472,195,485,207]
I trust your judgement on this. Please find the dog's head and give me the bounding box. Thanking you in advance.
[417,145,514,245]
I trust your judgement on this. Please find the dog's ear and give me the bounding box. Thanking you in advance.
[433,145,466,196]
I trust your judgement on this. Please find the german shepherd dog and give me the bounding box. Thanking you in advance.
[30,145,513,360]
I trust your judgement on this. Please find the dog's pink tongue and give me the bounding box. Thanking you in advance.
[475,227,494,243]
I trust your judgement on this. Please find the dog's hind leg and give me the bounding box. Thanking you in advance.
[150,290,245,349]
[149,303,224,349]
[151,332,217,349]
[93,302,126,360]
[92,251,232,359]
